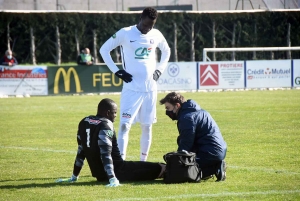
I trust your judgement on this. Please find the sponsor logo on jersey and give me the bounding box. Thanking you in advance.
[130,40,137,43]
[84,117,101,125]
[200,64,219,86]
[122,112,131,118]
[103,130,114,138]
[135,47,152,59]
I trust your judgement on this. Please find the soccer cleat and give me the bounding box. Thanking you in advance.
[215,160,226,182]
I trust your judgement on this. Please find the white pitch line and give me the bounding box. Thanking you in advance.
[0,145,76,154]
[229,165,300,175]
[105,190,300,201]
[209,109,299,114]
[1,145,300,175]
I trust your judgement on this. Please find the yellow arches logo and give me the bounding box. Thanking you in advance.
[54,67,83,94]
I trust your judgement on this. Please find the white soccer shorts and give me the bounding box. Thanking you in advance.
[119,88,157,125]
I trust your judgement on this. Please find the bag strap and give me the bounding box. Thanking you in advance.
[195,167,202,182]
[163,151,196,164]
[178,156,196,166]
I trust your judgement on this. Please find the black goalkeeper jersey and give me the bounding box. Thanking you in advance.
[75,115,123,180]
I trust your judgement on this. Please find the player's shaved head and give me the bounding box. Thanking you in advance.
[97,98,117,122]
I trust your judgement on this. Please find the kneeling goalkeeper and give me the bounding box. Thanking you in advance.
[57,98,165,187]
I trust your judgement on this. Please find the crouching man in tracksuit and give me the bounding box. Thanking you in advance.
[159,92,227,182]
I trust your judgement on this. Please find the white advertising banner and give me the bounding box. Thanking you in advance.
[198,61,245,89]
[246,60,291,88]
[293,59,300,87]
[157,62,197,91]
[0,65,48,95]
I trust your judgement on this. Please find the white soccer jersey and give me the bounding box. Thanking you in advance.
[100,25,171,92]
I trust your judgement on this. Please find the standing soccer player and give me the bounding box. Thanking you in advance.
[100,7,171,161]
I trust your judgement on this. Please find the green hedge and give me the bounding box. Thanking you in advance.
[1,10,299,64]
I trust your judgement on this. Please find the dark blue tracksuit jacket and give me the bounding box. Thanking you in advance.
[177,99,227,161]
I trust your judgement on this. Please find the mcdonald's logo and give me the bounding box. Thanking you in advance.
[54,67,83,94]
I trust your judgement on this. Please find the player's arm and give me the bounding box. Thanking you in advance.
[152,32,171,81]
[156,33,171,73]
[98,128,122,187]
[98,129,116,179]
[100,29,132,83]
[73,133,86,177]
[56,132,85,183]
[99,30,124,73]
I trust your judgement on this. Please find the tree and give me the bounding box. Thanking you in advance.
[30,26,36,65]
[180,18,196,61]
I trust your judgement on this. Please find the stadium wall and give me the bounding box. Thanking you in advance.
[0,60,299,96]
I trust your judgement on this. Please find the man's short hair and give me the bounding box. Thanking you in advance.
[159,92,185,105]
[141,7,158,20]
[97,98,116,115]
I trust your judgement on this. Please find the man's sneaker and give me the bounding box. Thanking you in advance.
[215,160,226,182]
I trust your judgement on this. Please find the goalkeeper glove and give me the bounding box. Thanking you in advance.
[106,177,121,187]
[115,70,133,83]
[56,174,78,183]
[153,70,161,81]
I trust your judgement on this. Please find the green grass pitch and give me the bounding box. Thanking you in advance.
[1,90,300,200]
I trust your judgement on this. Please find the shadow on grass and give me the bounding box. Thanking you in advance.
[0,177,164,190]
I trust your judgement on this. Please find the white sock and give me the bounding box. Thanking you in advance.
[140,124,152,161]
[117,122,131,160]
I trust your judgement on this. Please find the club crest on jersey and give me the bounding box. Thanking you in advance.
[135,47,152,59]
[112,34,116,39]
[150,39,154,44]
[84,117,101,125]
[122,112,131,118]
[103,130,114,138]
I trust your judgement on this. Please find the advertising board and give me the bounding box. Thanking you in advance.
[0,66,48,95]
[198,61,245,89]
[157,62,197,91]
[293,59,300,87]
[246,60,291,88]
